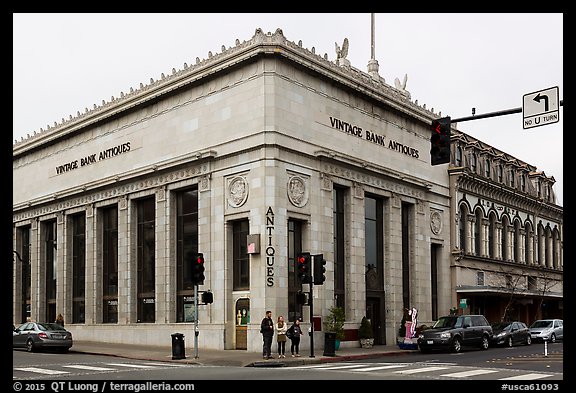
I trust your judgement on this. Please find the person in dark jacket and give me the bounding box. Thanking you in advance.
[260,310,274,359]
[288,318,303,357]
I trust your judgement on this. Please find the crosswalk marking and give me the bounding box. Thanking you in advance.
[317,364,372,370]
[500,374,555,380]
[284,361,558,380]
[14,360,559,381]
[62,365,116,371]
[394,366,450,374]
[350,365,407,372]
[293,363,354,369]
[14,367,69,375]
[105,363,161,368]
[139,362,188,367]
[440,369,500,378]
[14,361,177,378]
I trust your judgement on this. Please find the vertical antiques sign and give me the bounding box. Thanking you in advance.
[265,206,275,286]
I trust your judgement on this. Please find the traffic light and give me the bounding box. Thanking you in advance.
[296,252,311,283]
[313,254,326,285]
[430,116,451,165]
[191,252,205,285]
[201,290,213,304]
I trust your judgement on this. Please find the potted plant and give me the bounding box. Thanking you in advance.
[358,316,374,348]
[323,306,345,350]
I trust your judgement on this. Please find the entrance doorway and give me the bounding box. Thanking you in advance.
[235,298,250,350]
[366,296,385,345]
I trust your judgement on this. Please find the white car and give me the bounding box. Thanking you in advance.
[528,319,563,343]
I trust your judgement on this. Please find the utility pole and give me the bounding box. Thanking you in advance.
[308,279,314,358]
[194,284,199,359]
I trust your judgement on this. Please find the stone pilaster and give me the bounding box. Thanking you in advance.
[85,205,96,324]
[155,187,169,323]
[117,196,131,324]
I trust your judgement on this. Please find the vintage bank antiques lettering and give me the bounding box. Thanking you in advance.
[325,115,420,159]
[55,142,131,175]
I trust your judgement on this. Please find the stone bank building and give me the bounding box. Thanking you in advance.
[13,28,562,352]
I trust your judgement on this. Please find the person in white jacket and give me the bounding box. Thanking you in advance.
[275,315,288,358]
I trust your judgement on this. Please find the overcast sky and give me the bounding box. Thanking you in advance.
[13,13,563,206]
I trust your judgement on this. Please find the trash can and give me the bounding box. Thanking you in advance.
[323,332,336,357]
[171,333,185,360]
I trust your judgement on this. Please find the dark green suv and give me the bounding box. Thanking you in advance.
[417,314,493,353]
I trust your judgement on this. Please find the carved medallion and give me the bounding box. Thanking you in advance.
[287,175,308,207]
[430,210,442,235]
[227,176,248,208]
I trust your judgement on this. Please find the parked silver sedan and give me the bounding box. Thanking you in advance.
[13,322,73,352]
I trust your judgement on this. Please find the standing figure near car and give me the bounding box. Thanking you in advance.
[260,310,274,359]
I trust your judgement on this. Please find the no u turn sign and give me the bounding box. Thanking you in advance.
[523,86,560,129]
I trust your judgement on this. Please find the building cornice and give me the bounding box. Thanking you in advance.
[451,170,563,220]
[14,28,442,157]
[456,285,563,299]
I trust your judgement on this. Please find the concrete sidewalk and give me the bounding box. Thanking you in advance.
[70,340,418,367]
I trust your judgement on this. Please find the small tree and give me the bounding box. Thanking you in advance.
[358,316,373,339]
[323,306,345,341]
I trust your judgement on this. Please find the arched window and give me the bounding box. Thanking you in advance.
[520,174,526,192]
[471,153,477,173]
[488,211,497,259]
[502,215,510,260]
[509,168,515,188]
[497,164,503,183]
[552,227,560,269]
[459,204,468,253]
[474,208,483,256]
[544,225,552,268]
[524,221,533,264]
[456,146,463,166]
[537,224,545,265]
[485,158,491,178]
[513,219,521,262]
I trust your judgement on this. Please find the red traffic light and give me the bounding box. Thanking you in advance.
[191,252,205,285]
[296,252,311,283]
[430,116,451,166]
